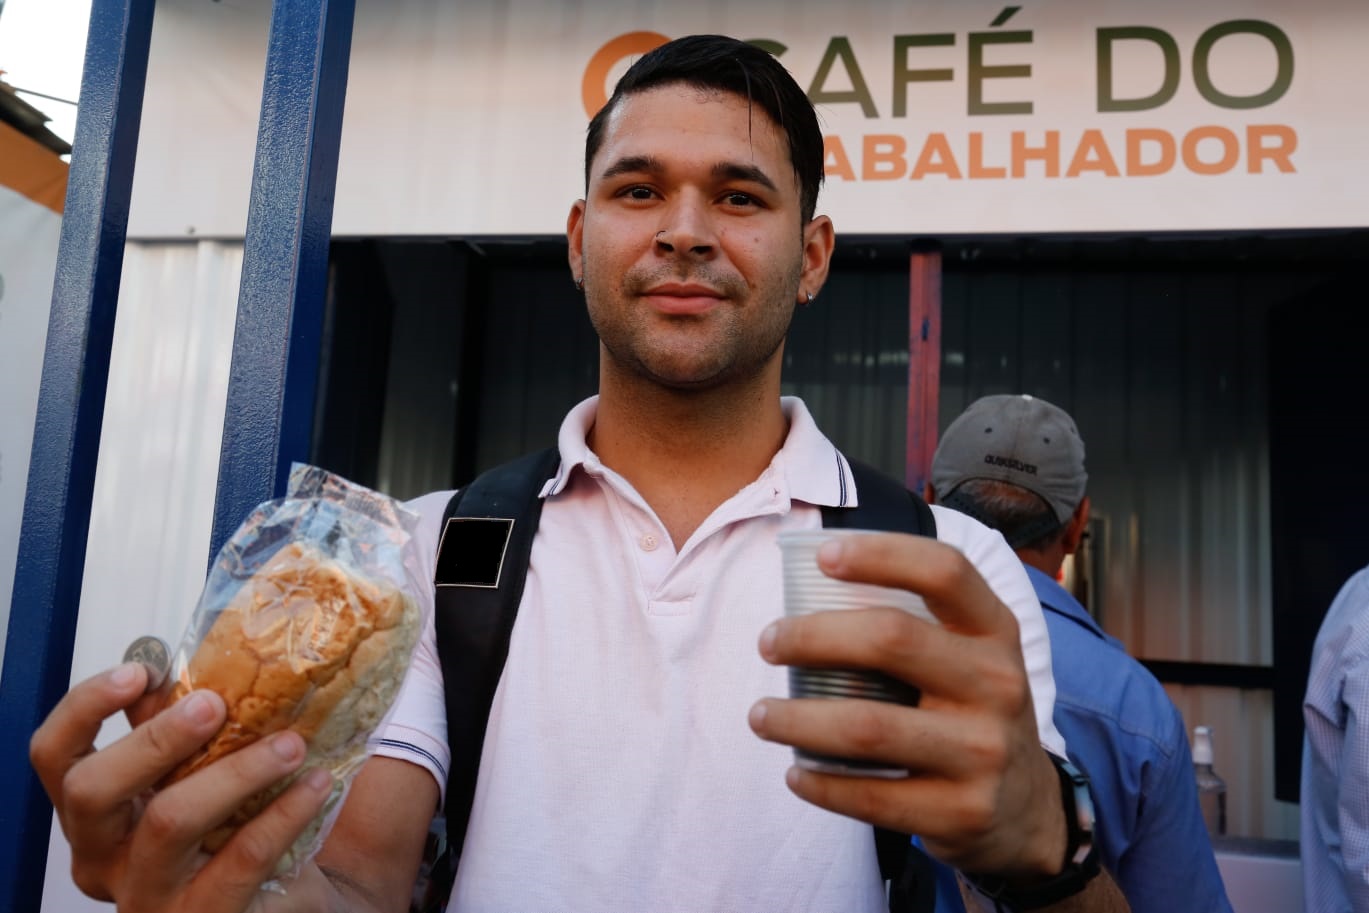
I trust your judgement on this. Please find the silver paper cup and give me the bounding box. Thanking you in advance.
[777,529,933,778]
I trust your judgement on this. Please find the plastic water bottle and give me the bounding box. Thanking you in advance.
[1192,725,1227,837]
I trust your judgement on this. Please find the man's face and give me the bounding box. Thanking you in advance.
[567,83,832,392]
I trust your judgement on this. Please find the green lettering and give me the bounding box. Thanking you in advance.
[893,34,955,118]
[968,31,1033,116]
[1193,20,1293,109]
[1096,27,1180,112]
[807,37,879,118]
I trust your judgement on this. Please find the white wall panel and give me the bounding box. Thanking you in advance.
[41,239,242,913]
[0,187,62,666]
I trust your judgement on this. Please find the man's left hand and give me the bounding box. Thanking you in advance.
[747,531,1065,878]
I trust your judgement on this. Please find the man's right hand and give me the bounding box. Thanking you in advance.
[29,662,336,912]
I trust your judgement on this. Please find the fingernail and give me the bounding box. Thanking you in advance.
[759,622,779,660]
[817,539,844,566]
[748,701,767,730]
[785,766,802,789]
[271,732,304,763]
[304,767,333,792]
[180,691,217,725]
[109,662,141,689]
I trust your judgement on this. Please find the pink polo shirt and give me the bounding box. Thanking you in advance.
[375,396,1062,912]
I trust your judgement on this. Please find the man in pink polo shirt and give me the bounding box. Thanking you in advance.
[33,35,1125,913]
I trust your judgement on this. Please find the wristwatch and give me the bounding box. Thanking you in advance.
[964,751,1100,910]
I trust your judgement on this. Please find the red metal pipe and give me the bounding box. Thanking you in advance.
[906,247,942,495]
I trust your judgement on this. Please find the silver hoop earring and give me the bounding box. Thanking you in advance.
[574,276,584,291]
[806,291,815,303]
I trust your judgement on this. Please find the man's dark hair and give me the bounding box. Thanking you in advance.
[944,479,1067,552]
[584,34,825,224]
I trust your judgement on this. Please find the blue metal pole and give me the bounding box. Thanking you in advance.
[0,1,156,910]
[208,0,357,562]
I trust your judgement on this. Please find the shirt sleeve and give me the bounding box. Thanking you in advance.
[1115,702,1235,912]
[930,505,1066,757]
[1338,649,1369,909]
[369,490,454,804]
[1302,568,1369,910]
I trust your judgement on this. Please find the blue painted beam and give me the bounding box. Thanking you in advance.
[0,1,156,910]
[208,0,357,562]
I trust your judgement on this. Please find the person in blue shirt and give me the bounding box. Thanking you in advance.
[1302,563,1369,912]
[924,393,1233,913]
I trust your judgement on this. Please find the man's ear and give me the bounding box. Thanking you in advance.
[798,215,835,302]
[1062,496,1091,555]
[566,200,587,282]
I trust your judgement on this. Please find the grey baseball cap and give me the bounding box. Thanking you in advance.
[931,394,1087,524]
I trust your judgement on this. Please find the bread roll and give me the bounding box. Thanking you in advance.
[160,540,419,857]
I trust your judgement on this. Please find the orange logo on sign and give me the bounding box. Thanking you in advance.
[581,31,671,118]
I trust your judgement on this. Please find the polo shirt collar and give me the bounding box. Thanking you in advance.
[539,395,855,509]
[539,396,599,498]
[1024,564,1107,638]
[774,396,856,509]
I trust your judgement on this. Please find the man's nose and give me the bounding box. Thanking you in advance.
[653,202,716,257]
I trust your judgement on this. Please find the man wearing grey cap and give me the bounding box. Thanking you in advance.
[927,394,1233,913]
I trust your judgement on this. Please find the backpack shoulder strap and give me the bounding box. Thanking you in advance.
[432,446,560,868]
[819,454,937,893]
[821,456,935,538]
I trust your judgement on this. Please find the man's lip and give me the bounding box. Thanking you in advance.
[643,283,722,298]
[641,284,724,315]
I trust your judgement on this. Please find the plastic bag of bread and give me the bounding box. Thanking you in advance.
[159,463,424,885]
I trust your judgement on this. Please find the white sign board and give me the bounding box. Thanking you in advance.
[127,0,1369,238]
[0,185,62,661]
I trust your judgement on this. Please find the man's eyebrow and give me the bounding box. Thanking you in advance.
[598,156,780,194]
[599,155,663,181]
[713,162,779,192]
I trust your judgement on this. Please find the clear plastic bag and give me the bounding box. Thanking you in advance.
[159,464,425,884]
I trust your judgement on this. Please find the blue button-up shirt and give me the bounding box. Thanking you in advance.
[919,565,1232,913]
[1302,565,1369,913]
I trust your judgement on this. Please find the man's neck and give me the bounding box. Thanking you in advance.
[1016,547,1064,579]
[589,373,789,548]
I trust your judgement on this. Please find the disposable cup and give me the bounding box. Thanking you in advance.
[777,528,934,778]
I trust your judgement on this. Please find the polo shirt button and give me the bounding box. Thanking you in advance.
[640,534,659,551]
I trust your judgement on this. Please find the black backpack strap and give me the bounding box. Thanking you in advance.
[821,456,935,538]
[431,446,561,886]
[820,455,939,899]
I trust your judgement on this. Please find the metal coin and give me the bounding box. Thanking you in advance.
[122,635,171,692]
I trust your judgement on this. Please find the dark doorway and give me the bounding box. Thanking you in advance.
[1269,272,1369,801]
